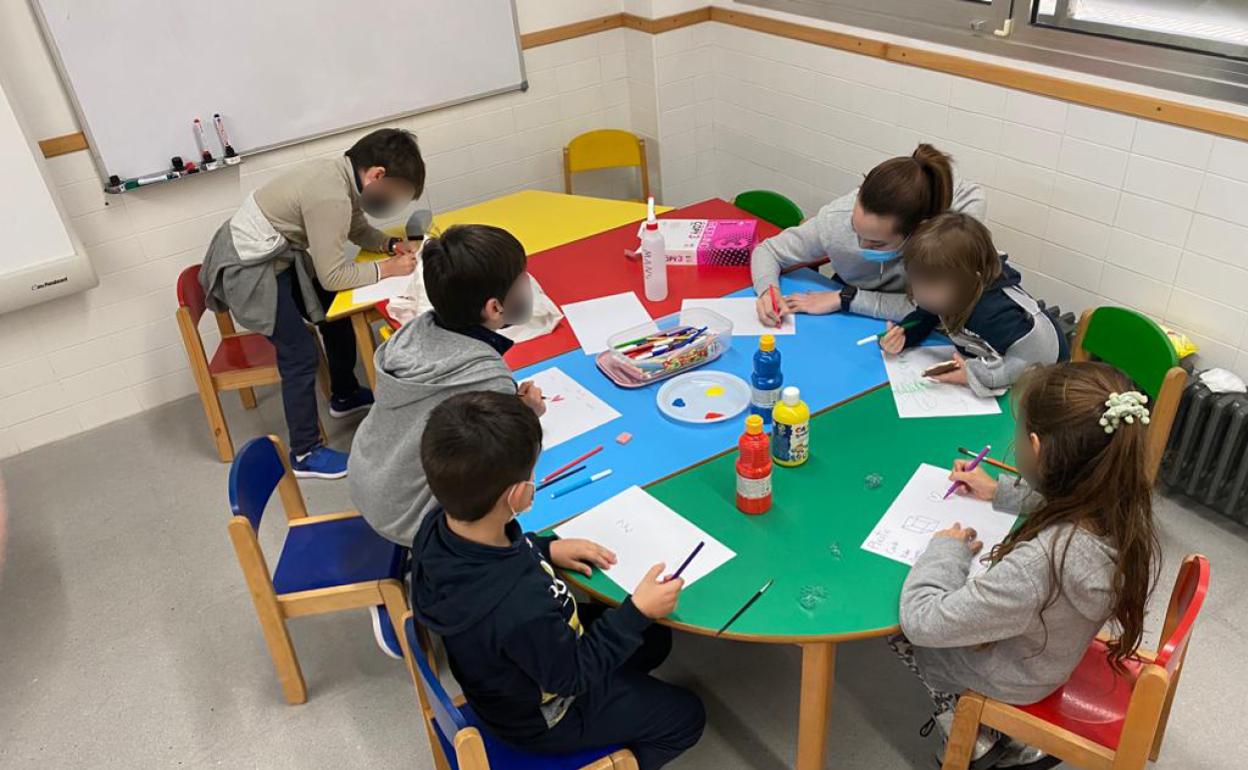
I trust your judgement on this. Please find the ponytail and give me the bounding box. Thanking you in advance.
[859,144,956,237]
[912,143,953,218]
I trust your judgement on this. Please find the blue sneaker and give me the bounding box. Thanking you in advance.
[289,445,349,480]
[329,387,374,418]
[370,605,403,659]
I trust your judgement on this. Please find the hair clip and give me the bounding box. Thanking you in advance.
[1099,391,1150,434]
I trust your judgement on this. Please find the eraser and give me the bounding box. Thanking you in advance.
[615,432,633,445]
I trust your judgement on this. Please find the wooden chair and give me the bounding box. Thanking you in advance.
[733,190,804,229]
[227,435,408,704]
[399,612,639,770]
[563,130,650,203]
[1071,307,1186,482]
[941,554,1211,770]
[176,265,330,462]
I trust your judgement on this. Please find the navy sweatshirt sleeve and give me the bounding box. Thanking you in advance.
[901,306,941,347]
[530,533,557,563]
[502,598,652,698]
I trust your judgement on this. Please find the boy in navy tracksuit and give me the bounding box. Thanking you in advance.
[880,212,1068,396]
[410,392,705,770]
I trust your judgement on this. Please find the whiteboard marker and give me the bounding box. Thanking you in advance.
[193,118,217,167]
[213,113,240,165]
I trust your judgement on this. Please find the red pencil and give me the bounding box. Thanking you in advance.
[541,445,604,483]
[769,285,781,316]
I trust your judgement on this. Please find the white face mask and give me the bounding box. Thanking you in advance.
[507,480,535,521]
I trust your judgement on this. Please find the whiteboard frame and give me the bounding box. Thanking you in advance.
[27,0,529,181]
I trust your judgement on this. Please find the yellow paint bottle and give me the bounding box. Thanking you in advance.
[771,386,810,467]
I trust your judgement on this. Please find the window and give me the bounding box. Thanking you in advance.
[740,0,1248,105]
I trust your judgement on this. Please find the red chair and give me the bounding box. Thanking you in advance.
[942,554,1210,770]
[176,265,327,462]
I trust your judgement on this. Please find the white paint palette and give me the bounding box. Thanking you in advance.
[656,371,751,424]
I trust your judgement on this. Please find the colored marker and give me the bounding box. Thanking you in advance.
[958,447,1018,474]
[535,465,586,492]
[716,578,774,636]
[666,541,704,583]
[945,444,991,499]
[856,320,920,346]
[213,113,240,164]
[193,118,215,165]
[542,445,604,483]
[550,469,613,499]
[769,285,781,317]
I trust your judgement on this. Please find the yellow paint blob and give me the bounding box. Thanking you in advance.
[705,385,725,397]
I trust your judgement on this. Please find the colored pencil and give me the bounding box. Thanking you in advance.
[550,469,613,499]
[535,465,586,492]
[716,578,774,636]
[666,541,704,583]
[855,319,920,346]
[958,447,1018,474]
[769,285,781,316]
[542,445,604,482]
[945,444,990,499]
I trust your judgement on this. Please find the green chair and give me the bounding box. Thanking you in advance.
[733,190,804,229]
[1071,307,1185,483]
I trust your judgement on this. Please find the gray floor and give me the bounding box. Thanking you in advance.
[1,387,1244,769]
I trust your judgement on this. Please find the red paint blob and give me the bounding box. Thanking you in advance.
[704,411,725,420]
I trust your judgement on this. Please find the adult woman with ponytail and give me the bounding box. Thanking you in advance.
[751,143,983,326]
[890,362,1160,768]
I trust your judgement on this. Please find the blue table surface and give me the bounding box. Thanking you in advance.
[517,269,903,533]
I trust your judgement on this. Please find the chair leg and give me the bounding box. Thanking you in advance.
[379,579,410,659]
[196,381,234,462]
[255,599,307,705]
[1149,655,1186,761]
[311,326,332,399]
[239,387,258,409]
[941,693,986,770]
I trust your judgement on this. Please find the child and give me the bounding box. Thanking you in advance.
[411,392,706,770]
[880,212,1068,397]
[752,143,985,325]
[200,128,425,478]
[895,362,1160,768]
[349,224,545,547]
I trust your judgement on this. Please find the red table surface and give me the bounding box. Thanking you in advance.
[504,199,782,370]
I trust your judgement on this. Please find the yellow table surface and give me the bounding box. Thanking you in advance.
[326,190,669,319]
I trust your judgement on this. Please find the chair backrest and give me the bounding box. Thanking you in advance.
[228,436,293,530]
[176,264,208,325]
[733,190,804,230]
[565,129,644,173]
[1155,554,1211,672]
[1074,307,1178,401]
[404,614,470,741]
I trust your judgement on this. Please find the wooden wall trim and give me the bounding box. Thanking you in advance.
[38,131,88,159]
[39,5,1248,157]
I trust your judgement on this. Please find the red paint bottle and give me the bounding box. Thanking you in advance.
[736,414,773,515]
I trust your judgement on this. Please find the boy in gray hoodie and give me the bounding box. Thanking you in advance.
[348,225,545,546]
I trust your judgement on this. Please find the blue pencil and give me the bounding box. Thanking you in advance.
[550,469,613,499]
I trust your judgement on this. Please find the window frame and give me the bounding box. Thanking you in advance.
[738,0,1248,107]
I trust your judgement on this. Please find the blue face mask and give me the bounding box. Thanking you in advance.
[859,246,902,263]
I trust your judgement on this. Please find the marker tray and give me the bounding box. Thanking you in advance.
[595,308,732,388]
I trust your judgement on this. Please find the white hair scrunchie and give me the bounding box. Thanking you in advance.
[1099,391,1151,434]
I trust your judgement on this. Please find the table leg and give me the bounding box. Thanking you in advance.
[796,641,837,770]
[351,312,377,391]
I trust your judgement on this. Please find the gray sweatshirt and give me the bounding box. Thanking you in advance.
[900,514,1117,705]
[348,312,516,545]
[749,180,986,321]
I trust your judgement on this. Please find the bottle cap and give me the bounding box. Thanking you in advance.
[171,156,184,170]
[782,386,801,406]
[745,414,763,434]
[645,196,658,230]
[759,334,775,352]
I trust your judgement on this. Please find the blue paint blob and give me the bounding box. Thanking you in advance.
[672,398,687,408]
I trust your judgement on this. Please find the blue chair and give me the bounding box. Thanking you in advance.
[227,435,408,704]
[400,612,639,770]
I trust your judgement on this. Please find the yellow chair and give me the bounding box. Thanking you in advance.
[563,130,651,203]
[227,435,409,704]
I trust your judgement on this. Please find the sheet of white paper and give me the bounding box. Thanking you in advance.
[680,297,796,336]
[561,291,655,354]
[527,367,622,449]
[351,274,415,306]
[861,464,1019,577]
[883,346,1002,419]
[555,485,736,591]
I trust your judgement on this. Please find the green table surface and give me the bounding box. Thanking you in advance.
[561,386,1018,642]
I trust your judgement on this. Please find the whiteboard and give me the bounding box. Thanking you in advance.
[0,72,95,314]
[32,0,526,179]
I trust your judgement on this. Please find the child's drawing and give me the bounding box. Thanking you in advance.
[902,515,939,534]
[883,346,1002,419]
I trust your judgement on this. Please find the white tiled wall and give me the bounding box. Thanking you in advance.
[691,20,1248,384]
[0,1,633,458]
[7,0,1248,458]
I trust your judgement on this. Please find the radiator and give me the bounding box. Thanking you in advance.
[1161,376,1248,523]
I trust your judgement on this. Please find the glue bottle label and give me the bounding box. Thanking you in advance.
[771,420,809,465]
[751,385,781,410]
[736,473,772,500]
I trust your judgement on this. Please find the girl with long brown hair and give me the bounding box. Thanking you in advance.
[894,362,1161,768]
[879,211,1067,397]
[751,143,984,326]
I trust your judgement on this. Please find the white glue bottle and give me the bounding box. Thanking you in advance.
[640,196,668,302]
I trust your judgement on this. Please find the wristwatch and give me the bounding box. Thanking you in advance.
[386,236,401,256]
[839,284,859,313]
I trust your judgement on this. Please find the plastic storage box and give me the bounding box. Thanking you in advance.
[595,307,732,388]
